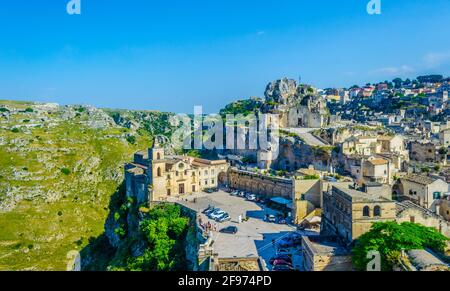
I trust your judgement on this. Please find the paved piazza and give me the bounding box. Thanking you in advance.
[170,190,317,270]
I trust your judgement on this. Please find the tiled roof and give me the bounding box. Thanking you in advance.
[400,174,437,186]
[395,200,441,219]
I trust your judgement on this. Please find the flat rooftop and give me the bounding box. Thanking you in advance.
[332,185,392,203]
[302,236,349,256]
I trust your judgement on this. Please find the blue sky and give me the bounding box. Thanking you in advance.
[0,0,449,113]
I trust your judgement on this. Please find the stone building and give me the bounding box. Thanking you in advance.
[409,140,444,164]
[395,174,448,210]
[301,235,352,271]
[262,78,331,129]
[346,156,394,186]
[125,139,229,203]
[438,199,450,221]
[342,135,407,158]
[321,185,397,244]
[396,200,450,237]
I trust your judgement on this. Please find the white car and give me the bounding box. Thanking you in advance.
[247,194,257,201]
[210,211,227,220]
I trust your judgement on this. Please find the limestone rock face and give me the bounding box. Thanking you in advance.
[264,78,298,105]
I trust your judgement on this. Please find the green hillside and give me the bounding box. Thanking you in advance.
[0,100,170,270]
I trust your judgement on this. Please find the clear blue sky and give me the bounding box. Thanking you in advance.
[0,0,449,113]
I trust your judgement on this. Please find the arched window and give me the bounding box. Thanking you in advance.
[157,167,162,177]
[374,206,382,217]
[363,206,370,217]
[157,153,161,160]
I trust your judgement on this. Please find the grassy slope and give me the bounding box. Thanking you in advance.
[0,101,152,270]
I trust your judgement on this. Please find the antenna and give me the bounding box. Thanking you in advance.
[298,75,302,85]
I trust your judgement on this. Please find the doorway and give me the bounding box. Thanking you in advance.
[179,184,185,194]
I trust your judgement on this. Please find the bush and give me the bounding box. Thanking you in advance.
[25,108,34,113]
[114,227,126,238]
[304,175,320,180]
[126,135,136,145]
[11,128,20,133]
[61,168,71,175]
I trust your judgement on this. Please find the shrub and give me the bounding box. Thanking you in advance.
[304,175,320,180]
[114,227,126,238]
[61,168,71,175]
[11,128,20,133]
[114,212,121,222]
[126,135,136,145]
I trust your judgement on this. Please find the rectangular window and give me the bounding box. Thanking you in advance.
[433,192,441,199]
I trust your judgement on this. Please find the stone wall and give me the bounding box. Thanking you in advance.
[396,203,450,238]
[438,199,450,221]
[228,168,293,199]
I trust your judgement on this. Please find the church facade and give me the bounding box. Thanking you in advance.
[125,140,229,203]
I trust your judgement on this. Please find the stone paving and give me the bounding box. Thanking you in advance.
[172,190,317,270]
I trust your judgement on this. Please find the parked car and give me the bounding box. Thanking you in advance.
[272,259,293,267]
[216,213,231,223]
[278,239,295,248]
[203,207,217,215]
[273,264,294,272]
[238,191,246,197]
[277,217,287,224]
[247,194,257,201]
[210,210,227,220]
[220,226,238,234]
[207,208,222,218]
[267,215,277,223]
[276,248,291,256]
[269,255,292,266]
[204,188,218,194]
[231,191,239,196]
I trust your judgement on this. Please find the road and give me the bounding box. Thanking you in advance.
[283,127,328,146]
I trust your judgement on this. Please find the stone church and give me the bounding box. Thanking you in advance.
[125,138,229,204]
[263,78,331,128]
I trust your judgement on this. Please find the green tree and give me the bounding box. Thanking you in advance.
[352,222,448,271]
[124,204,189,271]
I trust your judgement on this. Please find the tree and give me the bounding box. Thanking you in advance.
[352,222,448,271]
[392,78,403,89]
[124,204,190,271]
